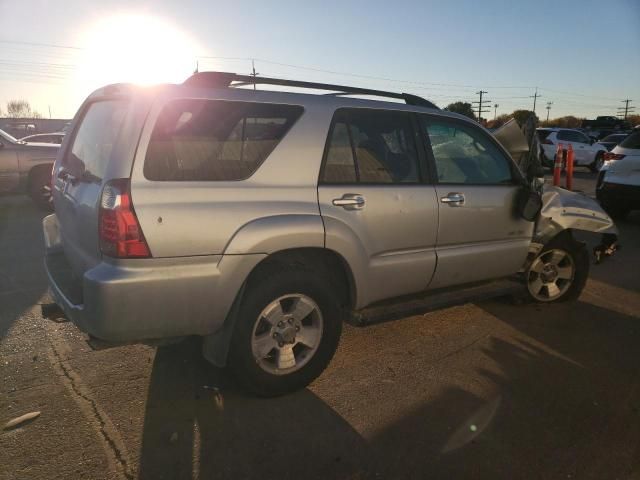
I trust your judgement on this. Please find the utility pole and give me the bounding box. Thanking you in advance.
[530,87,542,114]
[493,103,499,120]
[48,105,51,119]
[472,90,491,123]
[250,59,260,91]
[193,60,199,74]
[617,99,635,120]
[545,101,553,122]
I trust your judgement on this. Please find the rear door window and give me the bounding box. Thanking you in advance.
[144,99,303,181]
[321,108,420,184]
[65,100,128,181]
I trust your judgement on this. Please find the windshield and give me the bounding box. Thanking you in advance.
[0,128,20,144]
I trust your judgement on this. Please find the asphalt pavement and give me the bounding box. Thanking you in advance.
[1,171,639,480]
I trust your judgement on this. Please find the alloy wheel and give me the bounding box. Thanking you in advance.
[251,294,323,375]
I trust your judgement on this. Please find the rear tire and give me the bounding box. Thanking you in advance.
[525,234,589,303]
[589,152,604,173]
[228,264,343,397]
[28,166,53,211]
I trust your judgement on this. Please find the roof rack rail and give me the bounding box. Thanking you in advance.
[183,71,439,109]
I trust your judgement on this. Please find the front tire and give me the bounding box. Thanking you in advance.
[525,234,589,303]
[228,264,343,397]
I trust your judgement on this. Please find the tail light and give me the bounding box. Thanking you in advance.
[99,179,151,258]
[604,152,625,161]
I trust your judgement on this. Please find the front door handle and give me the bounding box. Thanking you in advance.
[440,192,465,206]
[333,194,365,210]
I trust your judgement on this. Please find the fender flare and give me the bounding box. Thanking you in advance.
[223,214,324,255]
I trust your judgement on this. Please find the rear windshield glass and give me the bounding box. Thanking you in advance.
[618,131,640,149]
[65,100,128,181]
[144,99,303,181]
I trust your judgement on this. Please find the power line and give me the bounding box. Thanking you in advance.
[0,39,83,50]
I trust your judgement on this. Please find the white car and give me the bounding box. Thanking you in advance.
[538,128,608,172]
[596,130,640,218]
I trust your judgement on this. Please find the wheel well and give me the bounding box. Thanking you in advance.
[246,248,356,310]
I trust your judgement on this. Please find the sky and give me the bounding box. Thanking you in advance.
[0,0,639,120]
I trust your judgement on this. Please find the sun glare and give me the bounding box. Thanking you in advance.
[75,14,201,92]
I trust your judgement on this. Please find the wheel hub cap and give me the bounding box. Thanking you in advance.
[251,294,323,375]
[527,248,575,302]
[540,264,558,283]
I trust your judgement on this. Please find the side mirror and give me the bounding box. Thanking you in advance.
[517,187,543,222]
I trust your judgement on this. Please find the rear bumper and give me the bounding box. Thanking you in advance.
[596,181,640,209]
[43,214,264,342]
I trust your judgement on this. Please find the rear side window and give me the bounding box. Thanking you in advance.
[422,117,514,185]
[557,130,589,143]
[144,99,303,181]
[65,100,128,181]
[322,109,420,184]
[619,131,640,149]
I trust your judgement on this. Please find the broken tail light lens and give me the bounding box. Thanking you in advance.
[603,152,626,161]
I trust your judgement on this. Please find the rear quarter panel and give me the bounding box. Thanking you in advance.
[130,92,333,257]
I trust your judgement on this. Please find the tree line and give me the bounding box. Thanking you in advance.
[0,100,42,119]
[444,101,640,129]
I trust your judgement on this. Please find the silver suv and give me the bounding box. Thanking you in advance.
[43,73,613,396]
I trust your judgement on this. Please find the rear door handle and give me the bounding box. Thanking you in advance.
[440,192,465,206]
[332,194,365,210]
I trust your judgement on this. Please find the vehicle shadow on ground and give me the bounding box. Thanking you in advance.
[0,195,49,339]
[138,300,640,479]
[363,300,640,478]
[138,338,371,480]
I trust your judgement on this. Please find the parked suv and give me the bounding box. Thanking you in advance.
[538,128,607,172]
[44,73,603,396]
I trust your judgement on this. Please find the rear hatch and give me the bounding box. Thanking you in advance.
[53,88,150,277]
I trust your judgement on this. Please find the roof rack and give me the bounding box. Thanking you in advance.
[183,71,439,109]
